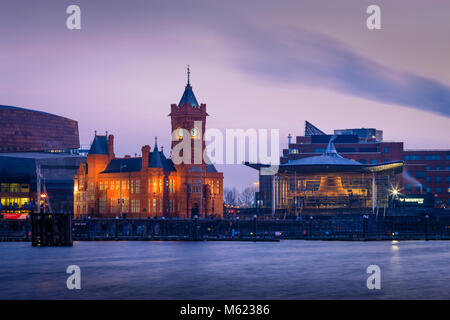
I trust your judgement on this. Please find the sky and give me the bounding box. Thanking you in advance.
[1,0,450,190]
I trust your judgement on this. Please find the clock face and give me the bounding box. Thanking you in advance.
[190,127,198,137]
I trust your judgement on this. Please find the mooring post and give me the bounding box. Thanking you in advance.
[194,215,198,241]
[25,216,30,241]
[115,216,119,241]
[425,214,429,241]
[41,214,47,246]
[51,215,57,245]
[309,216,313,239]
[252,214,257,241]
[64,213,73,246]
[31,213,37,246]
[363,214,369,239]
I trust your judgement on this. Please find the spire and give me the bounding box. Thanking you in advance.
[187,65,191,85]
[178,66,199,107]
[149,136,164,168]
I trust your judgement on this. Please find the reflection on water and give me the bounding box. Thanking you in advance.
[0,241,449,300]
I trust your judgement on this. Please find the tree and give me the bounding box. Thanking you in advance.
[224,187,238,206]
[240,187,256,208]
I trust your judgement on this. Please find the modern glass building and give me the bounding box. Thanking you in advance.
[246,138,403,215]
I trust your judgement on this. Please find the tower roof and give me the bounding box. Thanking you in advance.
[178,66,199,107]
[88,134,108,155]
[149,137,164,168]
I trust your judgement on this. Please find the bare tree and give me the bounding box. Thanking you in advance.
[224,187,238,206]
[240,187,256,208]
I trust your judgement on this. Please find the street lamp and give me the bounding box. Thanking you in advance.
[119,164,127,218]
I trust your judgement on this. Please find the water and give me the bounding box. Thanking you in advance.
[0,241,449,299]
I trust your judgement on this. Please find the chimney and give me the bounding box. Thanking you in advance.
[108,134,115,160]
[141,145,150,171]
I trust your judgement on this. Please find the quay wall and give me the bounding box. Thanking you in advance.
[1,212,450,241]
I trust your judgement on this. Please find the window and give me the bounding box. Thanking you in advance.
[426,176,431,182]
[135,180,140,194]
[435,166,441,170]
[359,159,367,164]
[416,171,426,178]
[435,187,442,194]
[99,181,104,191]
[158,199,162,213]
[99,198,107,213]
[446,155,450,161]
[446,176,450,183]
[131,199,140,213]
[370,159,378,164]
[152,199,156,213]
[435,176,442,183]
[404,155,421,161]
[424,155,441,161]
[447,187,450,194]
[153,179,157,193]
[384,147,389,153]
[136,200,140,213]
[446,167,450,171]
[405,184,412,191]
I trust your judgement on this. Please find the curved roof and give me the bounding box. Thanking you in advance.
[0,105,79,152]
[245,136,403,174]
[284,154,362,166]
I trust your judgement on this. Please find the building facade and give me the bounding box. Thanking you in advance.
[0,106,84,218]
[0,153,84,217]
[261,122,450,209]
[74,76,223,218]
[0,105,80,153]
[248,137,403,215]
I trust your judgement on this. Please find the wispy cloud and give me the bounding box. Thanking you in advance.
[228,26,450,117]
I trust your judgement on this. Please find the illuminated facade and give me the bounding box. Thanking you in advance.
[247,138,403,214]
[282,121,450,208]
[74,74,223,218]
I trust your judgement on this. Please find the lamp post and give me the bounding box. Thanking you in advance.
[119,164,127,218]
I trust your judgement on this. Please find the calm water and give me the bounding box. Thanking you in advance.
[0,240,449,300]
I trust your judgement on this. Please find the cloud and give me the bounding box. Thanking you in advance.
[228,26,450,117]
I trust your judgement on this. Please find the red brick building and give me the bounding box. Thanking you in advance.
[74,75,223,218]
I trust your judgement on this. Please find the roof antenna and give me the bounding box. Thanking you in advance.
[154,136,158,147]
[95,130,97,136]
[106,131,108,137]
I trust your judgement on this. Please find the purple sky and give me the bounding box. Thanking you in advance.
[1,0,450,190]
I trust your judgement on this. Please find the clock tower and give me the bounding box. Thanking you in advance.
[169,67,217,218]
[169,66,208,165]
